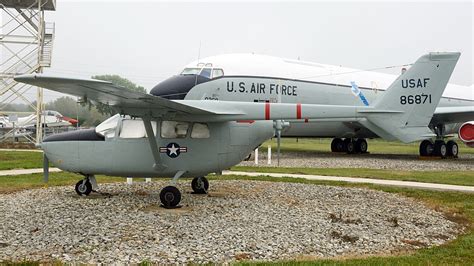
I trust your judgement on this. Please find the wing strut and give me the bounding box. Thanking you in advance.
[142,117,167,171]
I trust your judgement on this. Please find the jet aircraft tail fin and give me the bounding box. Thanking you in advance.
[359,52,460,142]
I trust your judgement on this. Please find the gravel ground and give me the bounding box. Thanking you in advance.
[240,151,474,171]
[0,180,463,264]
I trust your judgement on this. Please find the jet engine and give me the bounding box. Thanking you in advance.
[459,121,474,148]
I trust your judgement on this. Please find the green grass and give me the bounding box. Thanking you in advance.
[232,166,474,187]
[0,173,473,265]
[261,138,474,155]
[0,151,44,170]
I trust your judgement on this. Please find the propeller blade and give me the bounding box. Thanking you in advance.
[43,153,49,183]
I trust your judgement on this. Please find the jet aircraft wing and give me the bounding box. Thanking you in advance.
[432,106,474,124]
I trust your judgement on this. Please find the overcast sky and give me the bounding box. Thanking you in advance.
[36,0,473,101]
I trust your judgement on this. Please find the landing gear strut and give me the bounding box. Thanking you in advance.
[331,138,368,154]
[191,176,209,194]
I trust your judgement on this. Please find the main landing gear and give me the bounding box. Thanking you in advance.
[159,173,210,208]
[331,138,368,154]
[419,139,458,158]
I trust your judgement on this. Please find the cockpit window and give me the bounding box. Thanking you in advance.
[181,68,201,75]
[212,69,224,78]
[95,114,121,138]
[200,68,212,79]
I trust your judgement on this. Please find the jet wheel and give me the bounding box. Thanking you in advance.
[346,139,356,154]
[331,138,344,152]
[446,140,458,157]
[160,186,181,208]
[419,140,434,157]
[355,139,368,153]
[75,179,92,196]
[191,177,209,194]
[434,140,447,158]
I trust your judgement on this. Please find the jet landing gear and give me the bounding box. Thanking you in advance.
[331,138,368,154]
[419,139,458,158]
[75,175,98,196]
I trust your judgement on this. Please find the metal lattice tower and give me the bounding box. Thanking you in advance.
[0,0,55,143]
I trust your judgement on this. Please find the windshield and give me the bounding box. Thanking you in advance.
[95,114,121,138]
[181,68,201,75]
[180,67,224,79]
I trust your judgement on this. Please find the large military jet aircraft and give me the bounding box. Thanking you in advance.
[151,53,474,157]
[15,52,459,207]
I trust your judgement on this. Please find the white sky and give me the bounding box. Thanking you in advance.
[26,0,474,101]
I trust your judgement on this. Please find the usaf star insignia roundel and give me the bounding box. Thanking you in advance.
[159,142,188,158]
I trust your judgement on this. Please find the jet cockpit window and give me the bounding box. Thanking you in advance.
[181,68,201,75]
[191,123,210,139]
[212,69,224,78]
[95,114,121,138]
[119,119,157,138]
[161,121,189,138]
[199,68,212,78]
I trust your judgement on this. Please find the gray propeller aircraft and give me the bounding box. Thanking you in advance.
[152,52,473,157]
[15,52,459,207]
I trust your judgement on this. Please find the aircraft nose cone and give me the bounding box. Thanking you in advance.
[150,75,210,99]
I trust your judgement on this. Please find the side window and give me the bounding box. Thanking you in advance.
[119,119,156,138]
[212,68,224,78]
[191,123,210,139]
[200,68,212,78]
[161,121,189,138]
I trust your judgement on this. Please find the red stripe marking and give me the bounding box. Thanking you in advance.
[237,120,255,124]
[265,102,270,120]
[296,103,302,119]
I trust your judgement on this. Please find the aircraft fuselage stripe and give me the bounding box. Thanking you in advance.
[265,102,270,120]
[296,103,302,119]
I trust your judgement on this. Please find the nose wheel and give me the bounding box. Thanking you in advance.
[75,179,92,196]
[191,176,209,194]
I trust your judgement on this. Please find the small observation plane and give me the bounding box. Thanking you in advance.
[15,52,460,207]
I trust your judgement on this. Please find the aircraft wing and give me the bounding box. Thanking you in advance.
[432,106,474,124]
[14,74,215,116]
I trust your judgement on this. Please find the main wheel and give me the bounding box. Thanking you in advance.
[331,138,344,152]
[446,140,458,157]
[75,179,92,196]
[191,177,209,194]
[434,140,447,158]
[160,186,181,208]
[342,138,352,153]
[355,139,368,153]
[346,139,356,154]
[419,140,434,156]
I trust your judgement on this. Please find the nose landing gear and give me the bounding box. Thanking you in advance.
[75,175,98,196]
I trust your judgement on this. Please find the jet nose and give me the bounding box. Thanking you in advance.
[150,74,210,99]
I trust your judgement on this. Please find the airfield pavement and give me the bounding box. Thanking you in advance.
[0,180,464,264]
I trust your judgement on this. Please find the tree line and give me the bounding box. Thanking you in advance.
[2,75,146,127]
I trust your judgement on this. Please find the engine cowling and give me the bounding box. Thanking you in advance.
[459,121,474,148]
